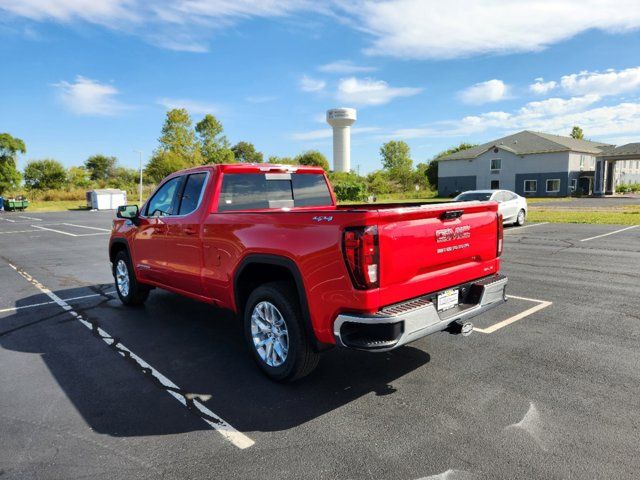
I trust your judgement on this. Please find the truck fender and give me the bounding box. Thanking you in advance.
[233,254,330,352]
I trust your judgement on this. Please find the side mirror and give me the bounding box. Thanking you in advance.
[117,204,139,223]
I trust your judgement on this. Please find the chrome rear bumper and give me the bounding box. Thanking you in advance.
[333,274,508,351]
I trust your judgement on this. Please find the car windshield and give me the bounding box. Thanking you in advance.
[455,192,493,201]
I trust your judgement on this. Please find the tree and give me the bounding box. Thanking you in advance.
[107,167,139,189]
[67,166,92,189]
[158,108,201,165]
[570,126,584,139]
[0,132,25,194]
[231,141,263,163]
[414,162,431,190]
[295,150,330,171]
[144,151,187,184]
[23,159,67,190]
[196,114,233,164]
[146,108,202,181]
[380,140,413,189]
[366,170,392,195]
[85,154,116,181]
[268,155,295,165]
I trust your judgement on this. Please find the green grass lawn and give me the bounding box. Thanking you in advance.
[22,200,89,212]
[528,206,640,225]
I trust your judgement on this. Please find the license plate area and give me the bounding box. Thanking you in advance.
[437,288,459,311]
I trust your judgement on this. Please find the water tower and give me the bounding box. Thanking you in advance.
[326,107,357,172]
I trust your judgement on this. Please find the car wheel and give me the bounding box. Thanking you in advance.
[515,209,526,226]
[244,281,320,382]
[113,250,150,306]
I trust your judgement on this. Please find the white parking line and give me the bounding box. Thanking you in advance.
[31,224,78,236]
[0,217,16,222]
[7,263,254,450]
[0,230,40,235]
[18,215,41,221]
[505,222,549,234]
[474,295,552,334]
[0,291,116,314]
[62,223,111,232]
[579,225,639,242]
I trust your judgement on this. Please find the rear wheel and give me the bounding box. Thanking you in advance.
[113,250,150,306]
[244,281,319,382]
[515,209,526,226]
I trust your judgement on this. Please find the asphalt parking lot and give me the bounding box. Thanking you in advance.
[1,211,639,479]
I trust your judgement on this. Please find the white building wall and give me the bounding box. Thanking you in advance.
[439,149,571,191]
[567,152,596,171]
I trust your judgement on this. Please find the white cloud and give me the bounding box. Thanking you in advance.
[6,1,640,57]
[0,0,135,25]
[337,77,422,106]
[517,94,601,117]
[345,0,640,59]
[291,126,380,141]
[560,67,640,96]
[387,93,640,141]
[156,97,219,115]
[458,79,508,105]
[54,76,126,115]
[318,60,376,74]
[0,0,320,51]
[299,75,326,92]
[529,78,557,95]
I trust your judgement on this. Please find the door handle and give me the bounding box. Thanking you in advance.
[184,227,197,235]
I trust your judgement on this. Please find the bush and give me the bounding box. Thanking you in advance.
[616,182,640,193]
[332,181,367,201]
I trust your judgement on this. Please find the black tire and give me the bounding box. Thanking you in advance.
[113,250,150,306]
[515,209,526,226]
[243,281,320,382]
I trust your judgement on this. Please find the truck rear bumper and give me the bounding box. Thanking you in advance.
[333,274,507,351]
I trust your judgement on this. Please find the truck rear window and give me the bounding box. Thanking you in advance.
[218,173,332,211]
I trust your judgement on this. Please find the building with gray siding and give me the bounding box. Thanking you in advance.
[436,130,621,197]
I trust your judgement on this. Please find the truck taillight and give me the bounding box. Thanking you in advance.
[497,213,504,256]
[343,226,379,289]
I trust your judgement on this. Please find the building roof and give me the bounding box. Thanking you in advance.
[597,142,640,158]
[438,130,612,161]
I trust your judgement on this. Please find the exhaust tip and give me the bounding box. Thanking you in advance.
[460,322,474,336]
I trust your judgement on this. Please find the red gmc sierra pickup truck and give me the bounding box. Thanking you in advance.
[109,163,507,381]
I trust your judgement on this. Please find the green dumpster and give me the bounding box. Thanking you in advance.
[3,197,29,211]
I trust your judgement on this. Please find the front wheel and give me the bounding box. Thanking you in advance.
[113,250,150,306]
[515,209,526,226]
[244,281,319,382]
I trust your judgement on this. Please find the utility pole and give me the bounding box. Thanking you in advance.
[134,150,143,204]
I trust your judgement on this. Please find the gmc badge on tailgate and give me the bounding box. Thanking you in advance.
[435,225,471,243]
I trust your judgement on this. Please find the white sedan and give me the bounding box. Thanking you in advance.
[453,190,528,226]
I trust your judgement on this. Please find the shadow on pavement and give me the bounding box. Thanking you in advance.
[0,284,430,437]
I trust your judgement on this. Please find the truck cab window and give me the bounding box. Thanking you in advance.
[178,173,207,215]
[146,176,182,216]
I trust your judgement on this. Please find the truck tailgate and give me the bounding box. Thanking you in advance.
[376,201,500,306]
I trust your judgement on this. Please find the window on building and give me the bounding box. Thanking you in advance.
[570,178,577,192]
[490,180,500,189]
[546,179,561,193]
[490,159,501,172]
[523,180,537,193]
[580,155,585,168]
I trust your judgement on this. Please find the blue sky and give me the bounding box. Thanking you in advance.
[3,1,640,173]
